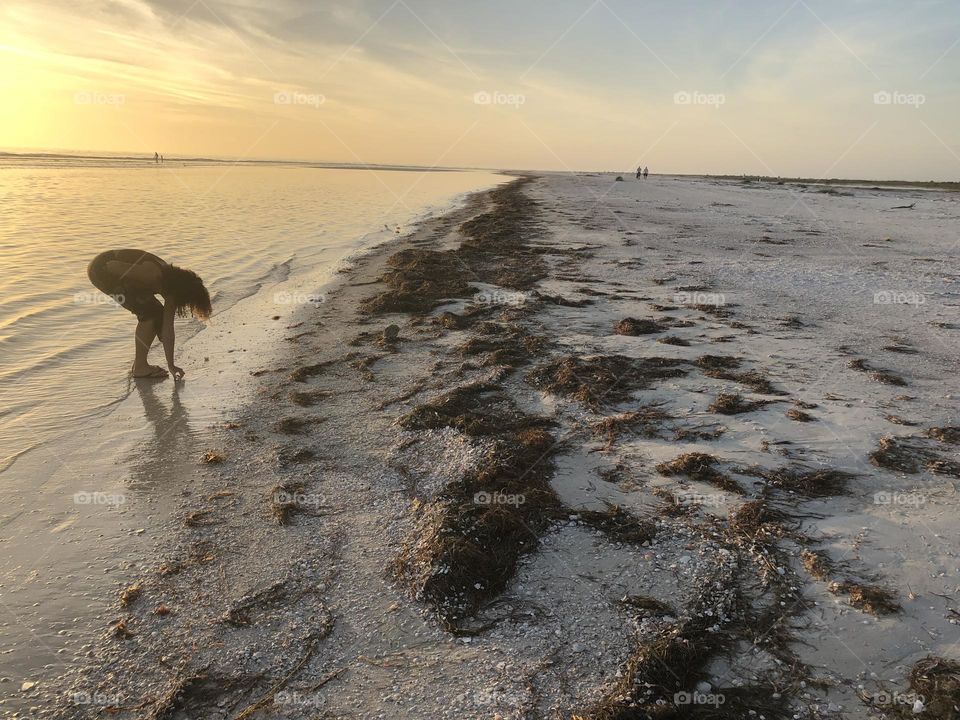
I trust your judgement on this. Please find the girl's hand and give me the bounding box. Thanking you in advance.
[169,364,185,380]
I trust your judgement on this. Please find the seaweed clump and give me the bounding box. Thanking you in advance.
[528,355,687,409]
[592,405,672,446]
[398,383,551,437]
[391,417,560,629]
[708,392,775,415]
[758,466,854,497]
[656,453,744,494]
[828,581,900,615]
[908,656,960,718]
[614,317,666,336]
[456,322,548,369]
[870,436,960,477]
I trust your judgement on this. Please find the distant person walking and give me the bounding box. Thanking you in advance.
[643,166,649,179]
[87,249,212,379]
[636,165,642,180]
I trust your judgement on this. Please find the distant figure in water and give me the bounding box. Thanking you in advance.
[643,166,649,179]
[154,152,159,164]
[87,249,212,379]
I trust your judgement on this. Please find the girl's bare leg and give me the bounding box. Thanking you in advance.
[132,319,167,377]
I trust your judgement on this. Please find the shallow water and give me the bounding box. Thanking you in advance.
[0,161,500,472]
[0,159,503,709]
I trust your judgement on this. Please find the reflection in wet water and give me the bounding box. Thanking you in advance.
[127,381,196,490]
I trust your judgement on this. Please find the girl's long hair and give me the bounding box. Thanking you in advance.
[161,265,212,320]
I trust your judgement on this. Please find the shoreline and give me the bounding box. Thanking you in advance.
[0,172,506,719]
[23,174,960,719]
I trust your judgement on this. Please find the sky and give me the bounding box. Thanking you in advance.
[1,0,958,179]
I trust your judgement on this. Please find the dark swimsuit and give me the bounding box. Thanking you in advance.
[87,250,165,337]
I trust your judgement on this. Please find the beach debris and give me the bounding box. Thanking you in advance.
[700,362,784,394]
[871,436,960,477]
[399,382,551,437]
[758,465,854,497]
[20,681,36,692]
[786,408,815,422]
[153,603,171,616]
[580,560,791,720]
[391,423,560,629]
[906,656,960,718]
[672,422,727,441]
[112,618,135,639]
[708,392,775,415]
[276,446,316,467]
[573,504,656,544]
[694,354,741,371]
[591,405,673,446]
[613,317,666,335]
[200,450,226,464]
[274,415,324,434]
[657,335,690,346]
[364,178,546,314]
[618,595,675,618]
[729,499,787,538]
[828,581,901,615]
[289,359,336,382]
[528,354,687,409]
[120,582,142,607]
[891,202,916,209]
[456,322,548,369]
[288,389,329,406]
[848,358,908,386]
[800,549,834,580]
[926,426,960,443]
[349,354,382,381]
[184,510,218,527]
[536,292,592,307]
[656,452,744,494]
[361,248,476,314]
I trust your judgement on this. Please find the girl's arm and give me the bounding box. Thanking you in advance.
[161,302,183,379]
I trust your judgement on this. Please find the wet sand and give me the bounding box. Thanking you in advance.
[22,174,960,719]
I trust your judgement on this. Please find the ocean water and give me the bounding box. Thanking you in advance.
[0,156,503,706]
[0,158,502,472]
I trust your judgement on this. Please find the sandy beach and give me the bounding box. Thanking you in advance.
[21,173,960,720]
